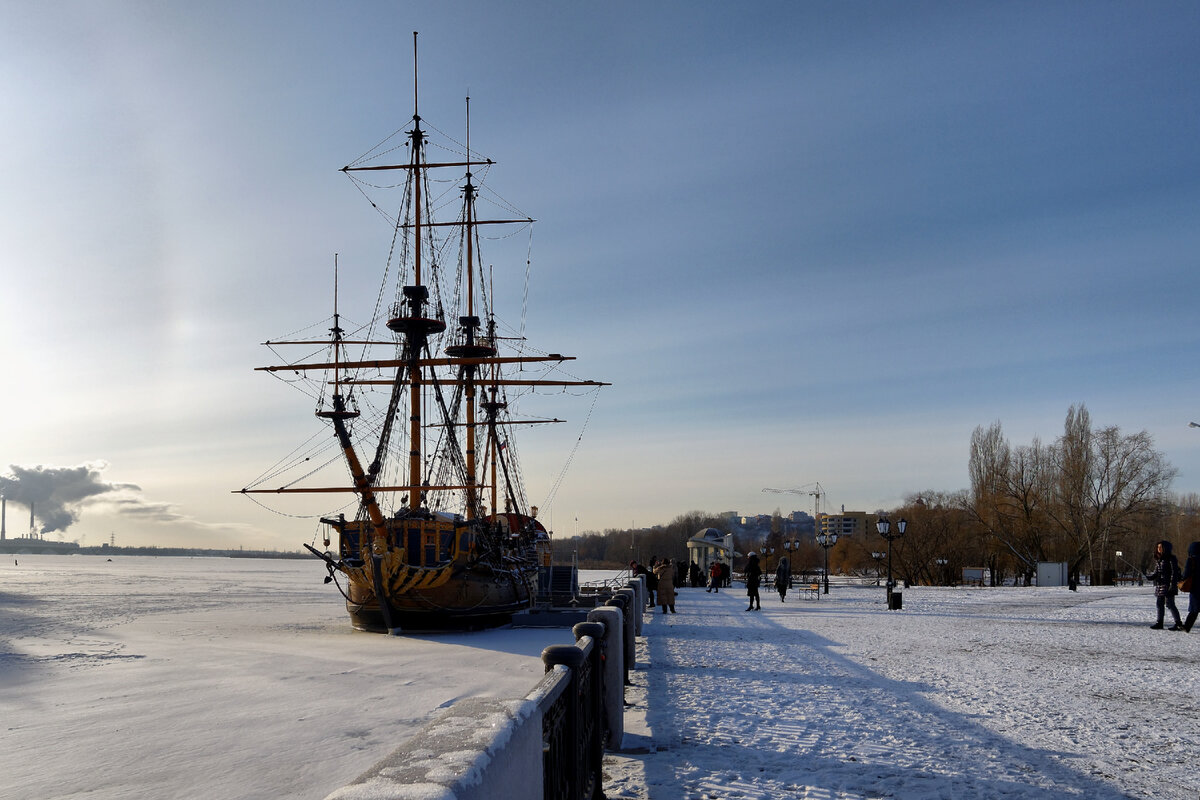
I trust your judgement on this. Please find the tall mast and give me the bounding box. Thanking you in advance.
[463,96,479,517]
[387,30,441,513]
[319,256,390,547]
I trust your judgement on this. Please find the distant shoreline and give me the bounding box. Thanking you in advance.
[1,541,309,559]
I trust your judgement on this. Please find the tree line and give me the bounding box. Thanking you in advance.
[553,405,1199,586]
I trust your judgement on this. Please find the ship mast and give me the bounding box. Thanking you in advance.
[384,31,446,514]
[318,258,390,547]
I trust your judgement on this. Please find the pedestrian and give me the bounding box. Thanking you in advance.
[745,552,762,611]
[707,560,722,593]
[689,560,702,588]
[645,556,659,610]
[1145,540,1184,630]
[1179,541,1198,633]
[675,558,686,589]
[775,556,791,602]
[654,558,676,613]
[721,560,732,588]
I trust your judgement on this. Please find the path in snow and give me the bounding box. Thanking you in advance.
[604,583,1197,800]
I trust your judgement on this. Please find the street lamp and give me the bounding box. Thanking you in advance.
[815,531,838,594]
[870,552,886,586]
[876,515,908,609]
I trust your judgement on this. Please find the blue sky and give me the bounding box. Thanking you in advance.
[2,1,1198,549]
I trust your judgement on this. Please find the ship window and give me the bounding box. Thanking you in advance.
[407,529,421,565]
[424,533,437,565]
[440,532,453,561]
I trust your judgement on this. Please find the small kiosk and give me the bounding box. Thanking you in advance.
[686,528,734,574]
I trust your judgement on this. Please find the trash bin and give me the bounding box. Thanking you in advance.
[888,592,903,610]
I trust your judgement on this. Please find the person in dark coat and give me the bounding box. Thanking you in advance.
[745,552,762,611]
[689,560,702,588]
[653,559,676,613]
[645,557,659,610]
[775,556,791,602]
[1180,541,1199,633]
[1146,540,1184,630]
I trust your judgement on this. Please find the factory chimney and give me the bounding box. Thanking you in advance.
[1,495,6,541]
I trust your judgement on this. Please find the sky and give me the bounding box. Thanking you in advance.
[2,1,1199,550]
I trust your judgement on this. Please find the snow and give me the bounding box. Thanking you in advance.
[4,557,1197,800]
[605,581,1199,800]
[0,555,565,800]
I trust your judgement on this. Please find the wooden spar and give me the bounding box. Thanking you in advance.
[342,159,494,172]
[397,219,533,229]
[238,483,486,494]
[257,355,576,373]
[427,418,565,428]
[264,339,395,346]
[335,378,609,387]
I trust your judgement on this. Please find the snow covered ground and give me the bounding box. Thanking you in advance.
[605,580,1199,800]
[0,555,567,800]
[4,557,1196,800]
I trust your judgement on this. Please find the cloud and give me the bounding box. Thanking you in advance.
[0,462,250,536]
[0,463,139,534]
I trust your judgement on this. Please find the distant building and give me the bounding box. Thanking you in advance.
[817,511,871,538]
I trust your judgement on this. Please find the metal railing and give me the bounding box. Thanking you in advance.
[535,619,608,800]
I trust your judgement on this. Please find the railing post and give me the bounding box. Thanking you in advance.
[542,644,585,800]
[573,621,606,796]
[626,575,645,634]
[616,587,639,629]
[603,596,632,686]
[587,606,624,749]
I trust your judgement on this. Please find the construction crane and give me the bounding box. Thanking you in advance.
[762,482,826,519]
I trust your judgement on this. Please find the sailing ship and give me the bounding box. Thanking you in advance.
[241,35,606,633]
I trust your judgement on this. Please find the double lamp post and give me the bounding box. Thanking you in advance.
[814,530,837,594]
[875,515,907,610]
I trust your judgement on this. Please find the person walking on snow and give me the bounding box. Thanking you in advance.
[775,556,791,602]
[1179,541,1199,633]
[745,552,762,611]
[654,559,676,613]
[707,560,722,593]
[1146,540,1184,630]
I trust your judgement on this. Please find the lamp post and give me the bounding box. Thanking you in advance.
[876,515,908,609]
[870,552,886,586]
[815,531,838,594]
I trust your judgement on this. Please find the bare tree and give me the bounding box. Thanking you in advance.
[1047,404,1178,584]
[966,422,1048,582]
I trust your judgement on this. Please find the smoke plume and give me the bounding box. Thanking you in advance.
[0,463,140,534]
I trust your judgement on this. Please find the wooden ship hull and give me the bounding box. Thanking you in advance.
[318,514,544,632]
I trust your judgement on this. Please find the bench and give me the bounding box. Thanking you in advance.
[803,582,820,600]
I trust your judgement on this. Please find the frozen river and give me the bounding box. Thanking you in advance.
[0,554,568,800]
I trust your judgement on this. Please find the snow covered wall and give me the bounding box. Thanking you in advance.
[323,696,546,800]
[323,603,631,800]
